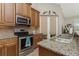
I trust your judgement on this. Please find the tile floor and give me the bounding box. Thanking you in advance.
[27,48,39,56]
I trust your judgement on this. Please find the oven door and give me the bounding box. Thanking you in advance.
[19,36,33,52]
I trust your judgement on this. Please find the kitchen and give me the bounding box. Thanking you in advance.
[0,3,42,56]
[0,3,79,56]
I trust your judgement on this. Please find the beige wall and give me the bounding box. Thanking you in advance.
[64,15,79,25]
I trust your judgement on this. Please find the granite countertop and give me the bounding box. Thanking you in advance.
[38,37,79,56]
[0,33,17,39]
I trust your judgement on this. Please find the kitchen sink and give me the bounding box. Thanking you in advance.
[51,34,73,43]
[55,37,72,43]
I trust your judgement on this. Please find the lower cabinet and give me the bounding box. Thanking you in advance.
[39,46,64,56]
[33,33,43,48]
[0,37,18,56]
[0,45,4,56]
[5,43,17,56]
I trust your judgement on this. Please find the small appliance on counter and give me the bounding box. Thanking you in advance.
[14,28,33,55]
[63,24,74,35]
[32,30,36,34]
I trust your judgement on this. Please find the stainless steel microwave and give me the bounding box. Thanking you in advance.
[16,15,31,25]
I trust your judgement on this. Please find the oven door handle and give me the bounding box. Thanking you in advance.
[19,37,26,39]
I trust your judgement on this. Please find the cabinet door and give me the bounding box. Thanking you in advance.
[4,38,18,56]
[31,8,39,28]
[39,46,51,56]
[5,43,17,56]
[16,3,31,18]
[33,36,38,48]
[0,44,4,56]
[0,4,4,25]
[0,40,4,56]
[2,3,16,26]
[26,4,31,18]
[35,11,40,28]
[16,3,23,16]
[0,4,1,23]
[33,34,42,48]
[22,4,31,17]
[31,8,40,28]
[31,8,36,27]
[0,4,2,24]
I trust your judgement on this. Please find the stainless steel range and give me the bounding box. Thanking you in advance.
[14,29,33,55]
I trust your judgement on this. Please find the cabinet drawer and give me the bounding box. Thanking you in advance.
[4,38,17,44]
[0,40,4,45]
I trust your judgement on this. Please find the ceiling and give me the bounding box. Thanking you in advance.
[59,3,79,18]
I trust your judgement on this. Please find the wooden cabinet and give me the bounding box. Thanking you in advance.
[0,45,4,56]
[4,38,18,56]
[0,40,4,56]
[31,8,40,28]
[0,3,16,26]
[2,3,16,26]
[0,4,4,25]
[33,33,43,48]
[16,3,31,18]
[35,10,40,28]
[0,4,1,23]
[31,8,36,27]
[5,43,17,56]
[0,37,18,56]
[0,3,32,26]
[39,46,64,56]
[39,46,51,56]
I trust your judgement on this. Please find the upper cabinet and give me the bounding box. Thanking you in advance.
[35,10,40,28]
[0,3,32,26]
[0,4,3,25]
[2,3,16,26]
[0,3,40,27]
[0,3,16,26]
[31,8,36,27]
[31,8,40,28]
[16,3,31,18]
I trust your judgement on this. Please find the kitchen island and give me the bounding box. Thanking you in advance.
[38,37,79,56]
